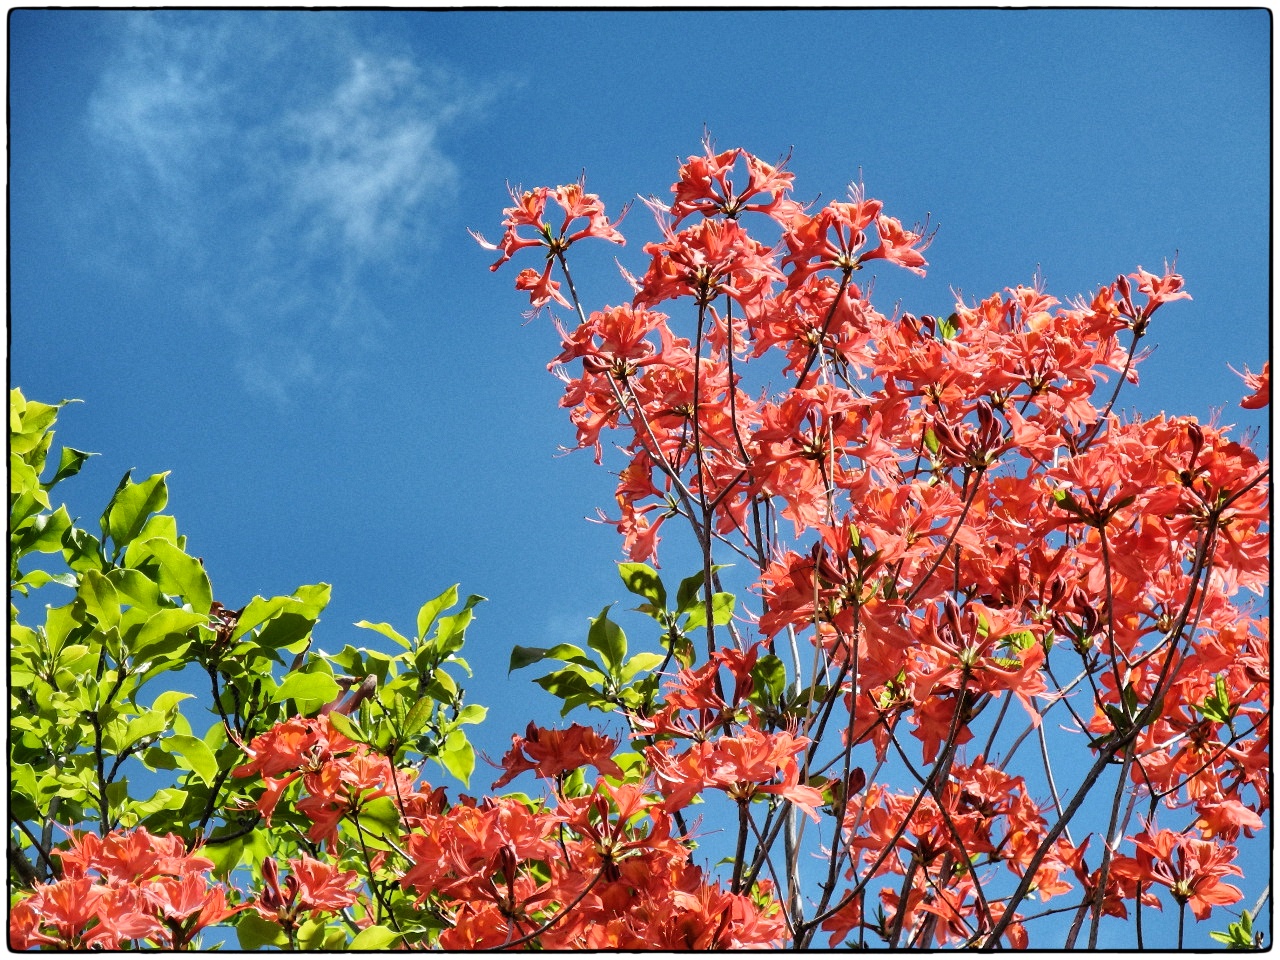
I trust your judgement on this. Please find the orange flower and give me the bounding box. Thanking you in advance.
[492,721,624,788]
[1233,360,1270,409]
[1111,824,1244,921]
[667,141,804,226]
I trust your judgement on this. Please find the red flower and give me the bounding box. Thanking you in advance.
[858,214,932,276]
[470,185,551,270]
[253,854,361,924]
[515,262,571,310]
[781,193,883,288]
[1111,823,1244,921]
[648,726,824,822]
[633,217,782,309]
[473,180,624,271]
[493,721,624,788]
[231,714,356,780]
[1232,360,1270,409]
[667,141,804,226]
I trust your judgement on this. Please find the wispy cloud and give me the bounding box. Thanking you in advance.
[88,14,229,190]
[84,12,497,401]
[285,55,464,262]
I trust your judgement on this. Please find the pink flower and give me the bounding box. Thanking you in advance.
[516,263,572,311]
[1231,360,1269,409]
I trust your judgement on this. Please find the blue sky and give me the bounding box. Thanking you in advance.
[8,8,1271,946]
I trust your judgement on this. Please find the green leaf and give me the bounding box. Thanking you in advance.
[12,504,72,556]
[47,446,95,489]
[509,642,601,674]
[12,568,77,592]
[10,397,64,456]
[439,729,475,785]
[535,668,609,715]
[355,620,412,649]
[587,606,626,677]
[128,513,180,553]
[163,734,219,786]
[230,595,293,642]
[8,387,24,433]
[456,703,487,725]
[923,427,940,455]
[683,592,735,632]
[359,795,402,835]
[620,651,665,683]
[132,608,206,659]
[423,669,458,702]
[402,696,435,738]
[432,595,485,658]
[349,925,401,950]
[618,562,666,608]
[297,918,328,951]
[101,471,169,552]
[509,644,553,672]
[108,568,164,610]
[77,568,121,631]
[230,585,330,643]
[751,654,788,702]
[675,565,728,615]
[10,454,51,520]
[675,570,707,615]
[151,690,194,718]
[292,582,332,615]
[274,671,341,707]
[61,525,105,574]
[325,709,366,743]
[131,787,187,818]
[416,583,460,640]
[253,612,316,652]
[237,913,289,950]
[1209,909,1255,949]
[140,537,212,614]
[122,710,170,752]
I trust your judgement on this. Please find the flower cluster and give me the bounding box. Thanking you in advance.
[477,140,1268,948]
[9,828,240,950]
[11,140,1264,953]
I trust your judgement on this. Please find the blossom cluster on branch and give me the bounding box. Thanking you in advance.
[9,141,1268,951]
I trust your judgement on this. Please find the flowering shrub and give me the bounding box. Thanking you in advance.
[9,141,1269,949]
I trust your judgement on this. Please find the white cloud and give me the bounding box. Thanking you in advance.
[235,345,320,407]
[87,14,228,188]
[285,55,463,262]
[82,12,497,401]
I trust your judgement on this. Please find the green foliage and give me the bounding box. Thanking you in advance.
[1210,910,1263,950]
[508,562,734,717]
[8,389,491,923]
[342,586,486,784]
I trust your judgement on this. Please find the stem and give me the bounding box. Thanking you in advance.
[782,805,804,938]
[500,867,607,949]
[730,798,751,893]
[350,808,403,938]
[689,299,721,655]
[88,711,110,833]
[1086,739,1137,948]
[194,763,238,844]
[8,826,44,885]
[793,273,851,391]
[903,470,984,606]
[1095,519,1127,705]
[1064,895,1092,949]
[1080,328,1142,449]
[979,740,1136,946]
